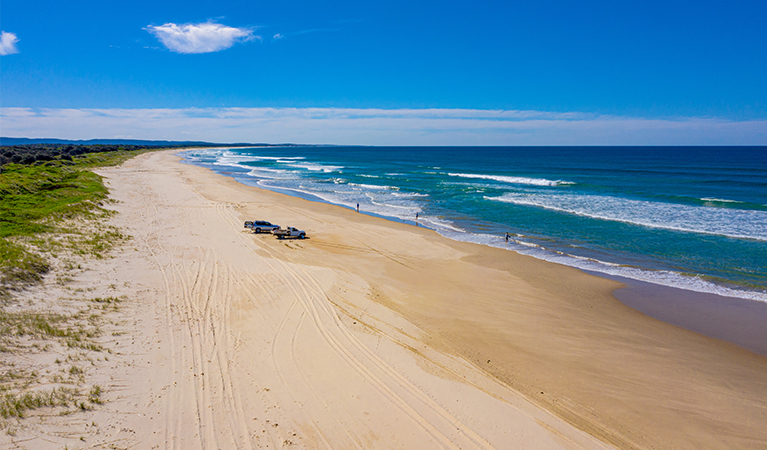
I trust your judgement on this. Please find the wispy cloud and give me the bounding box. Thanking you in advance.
[145,22,257,54]
[269,27,339,42]
[2,107,766,146]
[0,31,19,56]
[293,28,340,36]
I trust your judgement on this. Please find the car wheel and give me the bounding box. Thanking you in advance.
[299,234,305,239]
[255,228,261,233]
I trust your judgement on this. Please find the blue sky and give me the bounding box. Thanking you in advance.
[2,0,767,144]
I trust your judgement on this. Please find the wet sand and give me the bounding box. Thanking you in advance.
[606,274,767,357]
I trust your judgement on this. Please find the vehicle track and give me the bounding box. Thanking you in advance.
[130,176,264,449]
[216,198,495,449]
[264,248,491,450]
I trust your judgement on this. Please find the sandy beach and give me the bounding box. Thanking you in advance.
[11,149,765,449]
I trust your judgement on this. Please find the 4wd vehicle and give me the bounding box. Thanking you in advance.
[272,227,306,239]
[244,220,280,233]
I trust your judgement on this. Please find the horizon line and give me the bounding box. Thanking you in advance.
[3,106,767,146]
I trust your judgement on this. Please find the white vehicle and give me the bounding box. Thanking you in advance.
[272,226,306,239]
[244,220,280,233]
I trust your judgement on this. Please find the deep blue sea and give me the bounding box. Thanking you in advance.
[183,146,767,302]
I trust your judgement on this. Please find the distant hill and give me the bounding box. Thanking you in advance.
[0,137,276,147]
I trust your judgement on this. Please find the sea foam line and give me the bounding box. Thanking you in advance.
[226,153,305,161]
[448,172,571,186]
[257,181,423,219]
[349,182,398,190]
[487,193,767,241]
[287,162,344,172]
[700,197,744,204]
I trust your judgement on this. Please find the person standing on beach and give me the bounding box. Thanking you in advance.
[505,232,510,243]
[415,212,419,226]
[357,203,359,212]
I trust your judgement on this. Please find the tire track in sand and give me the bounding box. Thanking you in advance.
[267,247,491,450]
[216,202,333,449]
[134,185,256,448]
[216,200,494,449]
[289,259,495,450]
[132,176,189,450]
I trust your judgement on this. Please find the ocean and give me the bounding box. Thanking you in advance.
[182,146,767,302]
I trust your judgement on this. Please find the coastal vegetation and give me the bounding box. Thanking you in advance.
[0,147,149,431]
[0,149,143,298]
[0,143,154,167]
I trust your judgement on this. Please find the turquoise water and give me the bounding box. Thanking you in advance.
[183,146,767,302]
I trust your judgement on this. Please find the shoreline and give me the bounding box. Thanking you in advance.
[186,153,767,355]
[181,148,767,305]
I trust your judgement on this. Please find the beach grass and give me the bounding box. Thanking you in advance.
[0,309,103,352]
[0,387,80,419]
[0,149,152,298]
[0,149,152,425]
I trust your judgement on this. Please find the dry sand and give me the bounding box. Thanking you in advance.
[8,149,766,449]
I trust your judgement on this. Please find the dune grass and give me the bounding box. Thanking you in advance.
[0,164,107,238]
[0,150,153,427]
[0,150,152,298]
[0,387,80,419]
[0,309,102,352]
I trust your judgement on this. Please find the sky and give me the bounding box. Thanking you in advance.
[1,0,766,145]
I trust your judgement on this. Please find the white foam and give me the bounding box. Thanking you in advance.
[212,154,257,169]
[700,197,744,204]
[242,155,304,161]
[287,162,343,172]
[487,193,767,241]
[512,239,540,248]
[391,192,429,198]
[349,183,396,190]
[189,149,306,170]
[246,167,294,180]
[448,172,571,187]
[421,217,465,233]
[370,199,420,211]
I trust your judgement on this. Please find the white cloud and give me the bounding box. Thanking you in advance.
[146,22,256,54]
[273,33,284,41]
[2,107,766,146]
[0,31,19,56]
